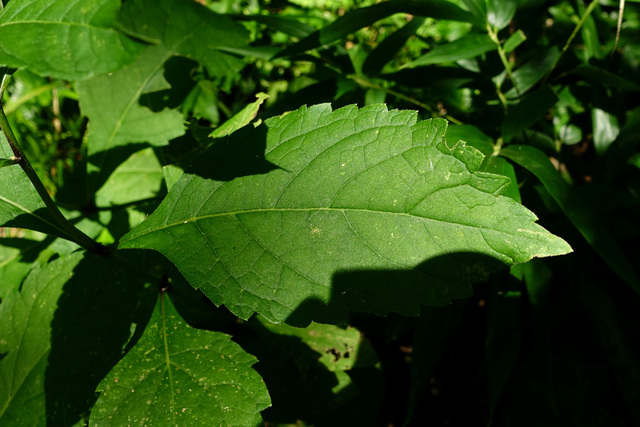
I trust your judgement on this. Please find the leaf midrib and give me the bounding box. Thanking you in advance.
[0,194,67,237]
[121,205,518,246]
[0,21,115,31]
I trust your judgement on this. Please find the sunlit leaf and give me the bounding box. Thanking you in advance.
[121,104,571,326]
[0,0,142,80]
[90,293,271,426]
[405,34,496,67]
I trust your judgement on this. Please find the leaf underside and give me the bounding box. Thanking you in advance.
[120,104,572,326]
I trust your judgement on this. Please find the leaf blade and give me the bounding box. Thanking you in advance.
[121,104,572,325]
[89,293,271,426]
[0,0,142,80]
[0,251,156,425]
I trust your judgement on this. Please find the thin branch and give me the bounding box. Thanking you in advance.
[542,0,599,85]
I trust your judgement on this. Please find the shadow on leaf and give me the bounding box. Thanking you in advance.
[286,251,508,327]
[44,251,158,425]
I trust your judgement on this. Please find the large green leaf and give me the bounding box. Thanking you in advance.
[76,46,185,196]
[89,293,271,426]
[0,0,142,80]
[116,0,248,78]
[120,104,571,325]
[0,251,156,426]
[77,0,250,195]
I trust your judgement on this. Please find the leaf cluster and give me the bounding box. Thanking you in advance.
[1,0,639,425]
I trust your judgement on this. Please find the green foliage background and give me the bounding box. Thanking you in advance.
[1,0,640,425]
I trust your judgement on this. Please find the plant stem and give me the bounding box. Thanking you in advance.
[542,0,599,85]
[487,24,521,98]
[0,76,107,255]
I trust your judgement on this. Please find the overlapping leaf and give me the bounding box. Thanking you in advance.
[116,0,248,78]
[120,104,571,325]
[0,0,142,80]
[90,294,271,426]
[77,46,185,195]
[77,0,250,194]
[0,251,156,426]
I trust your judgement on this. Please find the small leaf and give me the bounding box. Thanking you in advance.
[0,156,19,167]
[487,0,517,30]
[121,104,571,325]
[506,47,559,98]
[257,317,377,372]
[90,293,271,426]
[0,0,142,80]
[503,30,527,54]
[500,144,640,296]
[211,93,269,139]
[362,17,427,76]
[406,34,496,67]
[592,107,619,156]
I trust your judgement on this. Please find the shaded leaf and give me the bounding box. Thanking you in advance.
[362,17,427,76]
[0,134,67,237]
[117,0,249,78]
[90,293,271,426]
[501,85,558,142]
[592,108,619,156]
[0,251,156,426]
[506,47,559,98]
[503,30,527,54]
[405,303,466,424]
[500,144,640,296]
[0,0,142,80]
[77,46,185,196]
[121,104,571,325]
[277,0,476,58]
[405,34,496,67]
[211,93,269,139]
[95,147,164,208]
[570,65,640,92]
[486,273,524,413]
